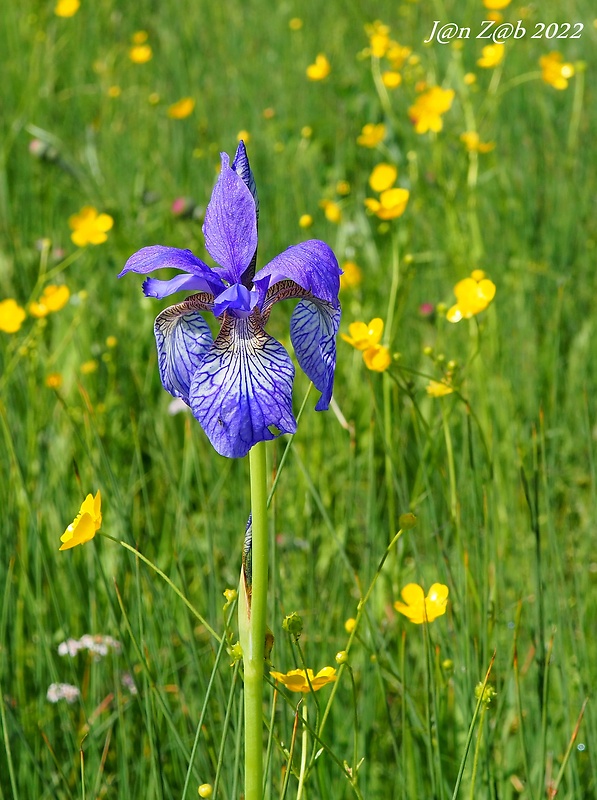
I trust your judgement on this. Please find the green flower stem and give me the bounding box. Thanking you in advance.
[240,440,269,800]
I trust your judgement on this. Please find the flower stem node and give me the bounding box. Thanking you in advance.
[282,612,304,639]
[398,512,417,530]
[475,682,497,707]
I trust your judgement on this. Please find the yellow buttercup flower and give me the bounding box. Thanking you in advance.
[426,380,454,398]
[369,163,398,193]
[319,200,342,223]
[69,206,113,246]
[54,0,80,17]
[363,344,391,372]
[446,271,496,323]
[357,123,386,148]
[0,299,26,333]
[299,214,313,229]
[167,97,195,119]
[477,43,504,68]
[408,87,455,134]
[45,373,63,389]
[394,583,449,623]
[306,54,331,81]
[387,43,412,70]
[81,359,98,374]
[340,261,362,290]
[365,188,409,221]
[370,32,391,59]
[342,318,384,350]
[270,667,337,693]
[483,0,510,8]
[59,491,102,551]
[29,285,70,318]
[460,131,496,153]
[540,52,575,90]
[382,71,402,89]
[129,44,152,64]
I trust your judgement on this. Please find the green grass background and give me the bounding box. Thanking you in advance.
[1,0,597,797]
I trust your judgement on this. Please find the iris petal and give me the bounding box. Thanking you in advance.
[232,141,259,220]
[144,274,217,300]
[212,283,259,319]
[261,279,339,411]
[290,298,340,410]
[189,313,296,458]
[232,141,259,285]
[254,240,341,308]
[154,295,214,403]
[203,153,258,284]
[119,245,224,295]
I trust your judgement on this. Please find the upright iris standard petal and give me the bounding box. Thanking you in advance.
[154,294,215,403]
[232,141,259,220]
[232,141,259,286]
[290,299,340,410]
[203,153,258,284]
[118,245,225,297]
[254,240,341,308]
[189,312,297,458]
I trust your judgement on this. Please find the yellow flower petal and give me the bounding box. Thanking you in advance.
[477,43,505,69]
[382,71,402,89]
[167,97,195,119]
[60,491,102,550]
[129,44,152,64]
[0,299,26,333]
[340,261,362,290]
[342,318,384,350]
[369,163,398,193]
[363,344,391,372]
[426,380,454,398]
[54,0,80,17]
[270,667,337,693]
[69,207,113,247]
[306,54,331,81]
[394,583,449,624]
[357,123,386,148]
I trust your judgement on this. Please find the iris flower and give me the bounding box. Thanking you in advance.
[119,142,341,458]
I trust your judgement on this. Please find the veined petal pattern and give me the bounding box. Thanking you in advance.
[154,294,215,403]
[290,298,339,411]
[189,312,296,458]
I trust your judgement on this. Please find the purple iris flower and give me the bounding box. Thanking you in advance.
[118,142,341,458]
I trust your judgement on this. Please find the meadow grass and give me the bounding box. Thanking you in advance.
[1,0,597,798]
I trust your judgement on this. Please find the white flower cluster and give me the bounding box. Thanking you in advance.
[46,683,80,704]
[58,634,122,658]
